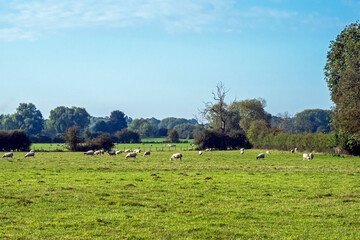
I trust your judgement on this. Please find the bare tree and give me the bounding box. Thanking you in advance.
[198,82,229,133]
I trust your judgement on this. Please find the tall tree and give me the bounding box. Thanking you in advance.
[14,103,44,135]
[324,22,360,134]
[108,110,128,134]
[199,81,229,133]
[47,106,90,134]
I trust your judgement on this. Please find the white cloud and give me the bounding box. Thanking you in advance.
[0,0,346,41]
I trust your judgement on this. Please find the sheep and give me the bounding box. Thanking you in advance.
[167,144,176,147]
[2,152,13,158]
[204,148,212,152]
[199,151,203,155]
[115,150,123,155]
[291,149,295,154]
[170,153,182,161]
[256,153,265,159]
[143,151,151,157]
[124,149,131,153]
[125,152,137,159]
[240,150,244,155]
[84,150,94,156]
[24,151,35,158]
[94,150,102,155]
[309,153,314,160]
[107,151,116,156]
[133,149,141,153]
[266,150,271,155]
[303,153,310,160]
[294,148,298,152]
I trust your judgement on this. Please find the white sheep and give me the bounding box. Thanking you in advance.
[291,149,295,154]
[170,153,182,161]
[303,153,310,160]
[124,149,131,153]
[266,150,271,155]
[240,150,244,155]
[133,149,141,153]
[309,153,314,160]
[199,151,203,155]
[2,152,13,158]
[168,144,176,147]
[204,148,212,152]
[256,153,265,159]
[84,150,94,156]
[125,152,137,159]
[143,151,151,157]
[107,151,116,156]
[294,148,298,152]
[94,150,102,155]
[115,150,123,155]
[25,151,35,158]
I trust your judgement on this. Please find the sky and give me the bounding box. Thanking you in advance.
[0,0,359,120]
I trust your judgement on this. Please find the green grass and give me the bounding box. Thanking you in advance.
[1,150,360,239]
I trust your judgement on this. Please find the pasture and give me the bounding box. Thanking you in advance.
[1,150,360,239]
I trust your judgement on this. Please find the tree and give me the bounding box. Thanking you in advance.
[47,106,90,134]
[14,103,44,135]
[293,109,332,133]
[64,126,81,151]
[199,81,229,133]
[235,98,271,132]
[108,110,128,134]
[324,22,360,134]
[128,118,157,137]
[167,129,180,143]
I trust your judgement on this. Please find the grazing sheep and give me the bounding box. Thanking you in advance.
[170,153,182,161]
[25,151,35,158]
[2,152,13,158]
[115,150,123,155]
[294,148,298,152]
[240,150,244,155]
[107,151,116,156]
[204,148,212,152]
[303,153,310,160]
[124,149,131,153]
[84,150,94,156]
[133,149,141,153]
[143,151,151,157]
[256,153,265,159]
[94,150,102,155]
[291,149,294,154]
[167,144,176,147]
[309,153,314,160]
[266,150,271,155]
[199,151,203,155]
[125,152,137,159]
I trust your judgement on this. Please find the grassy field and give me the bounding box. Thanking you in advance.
[31,141,196,152]
[1,150,360,239]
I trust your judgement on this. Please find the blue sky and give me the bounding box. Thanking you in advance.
[0,0,359,120]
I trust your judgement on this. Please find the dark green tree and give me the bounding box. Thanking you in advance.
[108,110,128,134]
[293,109,332,133]
[14,103,44,135]
[324,21,360,134]
[167,129,180,143]
[64,126,81,151]
[47,106,90,134]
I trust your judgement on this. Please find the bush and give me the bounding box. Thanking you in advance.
[167,129,180,143]
[85,133,114,151]
[113,129,140,143]
[0,130,31,151]
[195,129,251,150]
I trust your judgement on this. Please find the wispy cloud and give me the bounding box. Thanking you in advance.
[0,0,345,41]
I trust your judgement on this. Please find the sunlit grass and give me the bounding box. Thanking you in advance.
[1,150,359,239]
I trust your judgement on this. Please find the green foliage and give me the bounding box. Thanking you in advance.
[167,129,180,143]
[14,103,45,135]
[0,130,31,151]
[173,123,204,139]
[293,109,332,133]
[194,129,251,150]
[64,126,81,151]
[324,22,360,135]
[159,117,198,129]
[84,133,114,151]
[47,106,90,134]
[128,118,157,137]
[113,129,140,143]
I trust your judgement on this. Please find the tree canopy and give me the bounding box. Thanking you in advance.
[324,21,360,134]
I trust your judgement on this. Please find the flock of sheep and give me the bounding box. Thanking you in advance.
[2,148,314,161]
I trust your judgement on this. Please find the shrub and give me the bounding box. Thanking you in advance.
[0,130,31,151]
